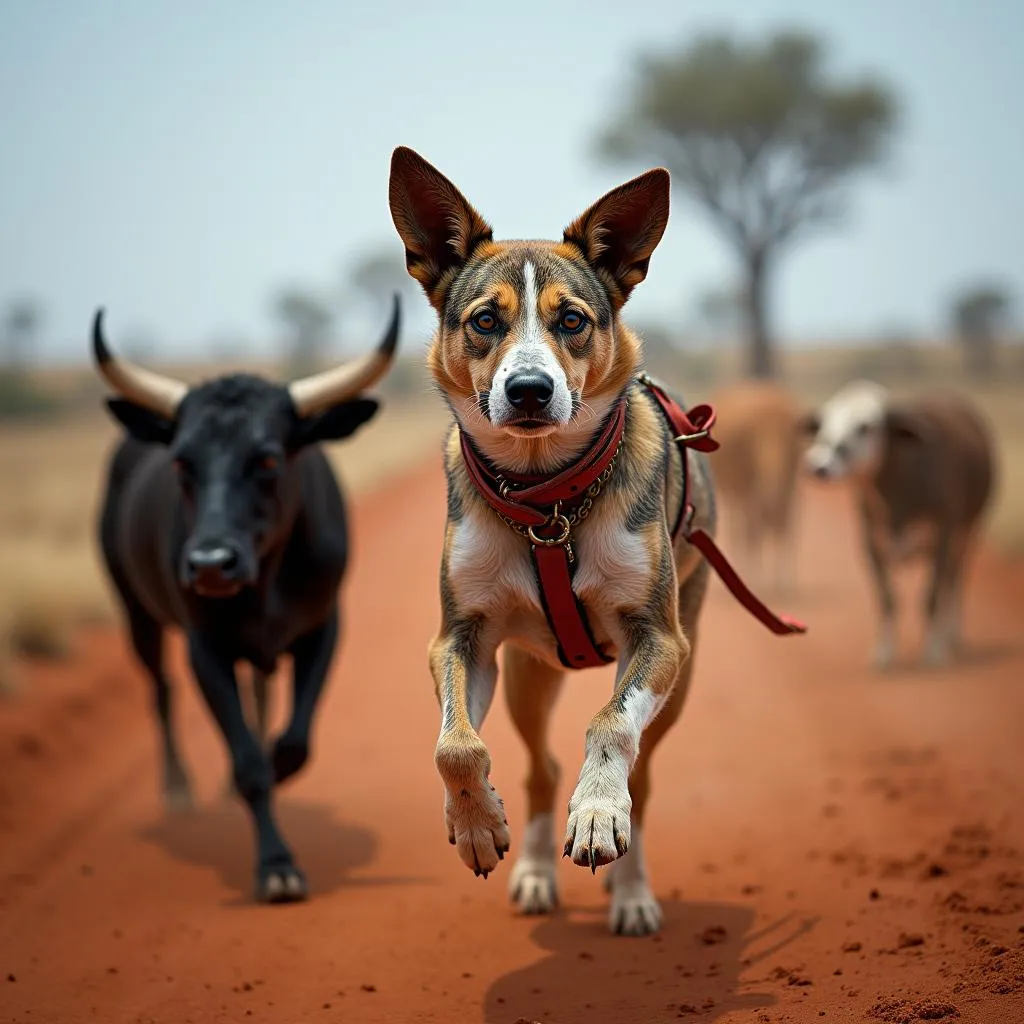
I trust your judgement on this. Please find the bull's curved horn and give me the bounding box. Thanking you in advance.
[288,292,401,418]
[92,308,188,420]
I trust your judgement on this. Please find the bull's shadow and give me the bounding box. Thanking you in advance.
[140,797,401,904]
[484,899,817,1024]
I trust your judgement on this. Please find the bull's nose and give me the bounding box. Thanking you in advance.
[505,372,554,414]
[185,544,240,585]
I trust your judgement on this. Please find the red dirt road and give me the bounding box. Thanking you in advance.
[2,461,1024,1024]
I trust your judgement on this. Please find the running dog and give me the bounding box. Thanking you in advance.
[388,146,802,934]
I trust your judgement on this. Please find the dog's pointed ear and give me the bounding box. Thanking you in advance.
[562,168,671,309]
[388,147,494,311]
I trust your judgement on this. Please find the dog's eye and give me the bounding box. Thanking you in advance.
[855,422,872,438]
[559,310,587,334]
[470,310,498,335]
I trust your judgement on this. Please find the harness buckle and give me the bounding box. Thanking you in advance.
[527,502,572,548]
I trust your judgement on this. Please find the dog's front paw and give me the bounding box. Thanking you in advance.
[444,783,510,878]
[563,780,631,871]
[609,879,662,936]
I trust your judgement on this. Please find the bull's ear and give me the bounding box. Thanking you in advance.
[105,398,176,445]
[290,397,380,449]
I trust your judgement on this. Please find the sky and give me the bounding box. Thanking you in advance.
[1,0,1022,365]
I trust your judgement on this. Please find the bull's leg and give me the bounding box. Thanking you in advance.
[127,607,193,811]
[253,668,271,743]
[946,552,969,655]
[923,534,959,667]
[430,623,509,877]
[221,666,274,801]
[504,645,565,915]
[273,610,339,785]
[865,533,898,670]
[188,632,305,903]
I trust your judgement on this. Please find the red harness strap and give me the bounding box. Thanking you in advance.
[640,374,807,637]
[459,398,627,669]
[458,377,806,671]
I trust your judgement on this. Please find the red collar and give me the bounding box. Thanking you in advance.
[459,395,628,535]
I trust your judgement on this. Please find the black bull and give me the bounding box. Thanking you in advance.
[94,298,400,902]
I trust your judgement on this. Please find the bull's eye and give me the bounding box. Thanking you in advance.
[469,309,498,335]
[559,310,587,334]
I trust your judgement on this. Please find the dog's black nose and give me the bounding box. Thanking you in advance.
[505,372,554,414]
[811,464,830,480]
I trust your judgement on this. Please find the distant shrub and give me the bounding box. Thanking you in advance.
[0,372,61,422]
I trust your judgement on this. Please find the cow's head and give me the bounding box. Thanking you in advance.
[801,379,926,482]
[93,299,400,597]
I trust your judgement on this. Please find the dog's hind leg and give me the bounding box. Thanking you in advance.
[504,645,565,915]
[608,560,708,936]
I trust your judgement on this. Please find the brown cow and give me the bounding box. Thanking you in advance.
[709,380,803,594]
[802,380,995,669]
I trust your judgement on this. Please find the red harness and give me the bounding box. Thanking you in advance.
[459,374,806,670]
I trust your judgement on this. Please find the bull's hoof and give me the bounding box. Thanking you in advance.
[272,734,308,784]
[257,863,307,904]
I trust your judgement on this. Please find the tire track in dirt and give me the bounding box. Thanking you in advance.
[1,463,1023,1023]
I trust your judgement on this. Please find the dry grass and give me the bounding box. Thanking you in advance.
[0,391,448,690]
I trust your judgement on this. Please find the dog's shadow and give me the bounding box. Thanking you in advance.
[483,899,818,1023]
[139,797,407,904]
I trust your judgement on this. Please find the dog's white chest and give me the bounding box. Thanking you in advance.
[446,507,650,666]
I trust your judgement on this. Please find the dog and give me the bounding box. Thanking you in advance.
[388,146,805,934]
[802,380,994,669]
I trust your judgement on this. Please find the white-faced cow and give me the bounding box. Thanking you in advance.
[801,380,995,669]
[94,298,400,902]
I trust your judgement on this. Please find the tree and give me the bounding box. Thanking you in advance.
[272,289,334,377]
[950,284,1011,380]
[2,298,43,370]
[595,30,898,378]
